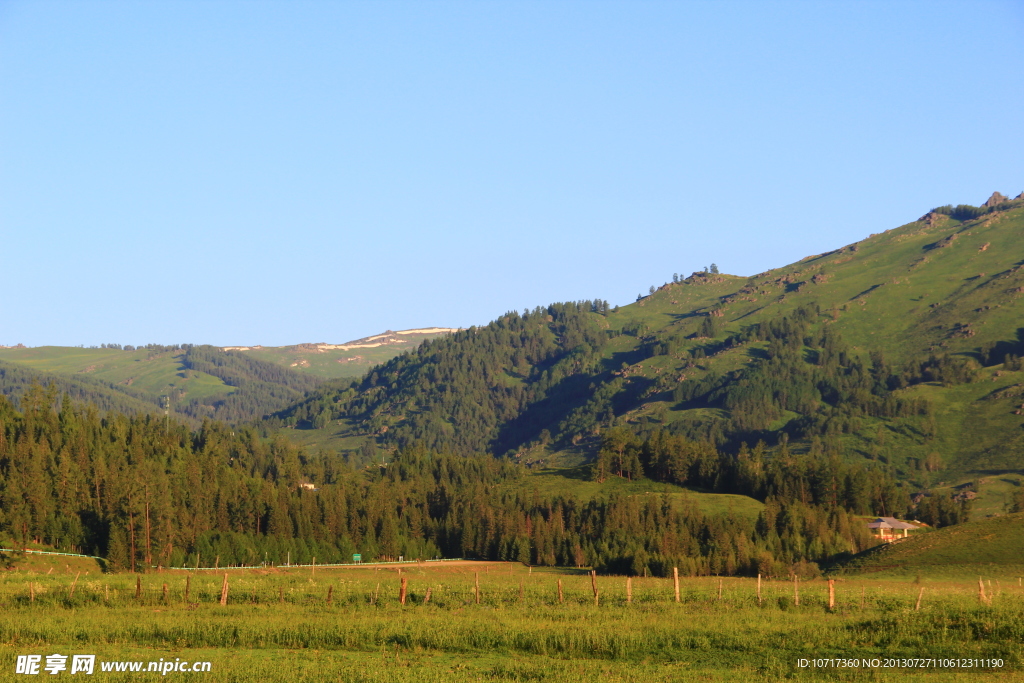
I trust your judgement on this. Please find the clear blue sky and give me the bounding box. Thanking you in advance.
[2,1,1022,347]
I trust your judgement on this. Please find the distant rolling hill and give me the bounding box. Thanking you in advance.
[0,357,168,418]
[221,328,461,379]
[270,190,1024,516]
[0,328,457,423]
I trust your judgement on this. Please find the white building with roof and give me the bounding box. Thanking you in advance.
[866,517,919,542]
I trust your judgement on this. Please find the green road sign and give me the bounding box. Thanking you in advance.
[352,554,362,563]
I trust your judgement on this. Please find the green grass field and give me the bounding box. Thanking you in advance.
[0,557,1020,682]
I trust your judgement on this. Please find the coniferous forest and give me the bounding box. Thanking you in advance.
[0,383,918,578]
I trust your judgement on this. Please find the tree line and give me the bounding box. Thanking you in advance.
[1,386,898,577]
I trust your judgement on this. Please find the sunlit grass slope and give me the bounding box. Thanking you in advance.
[834,512,1024,577]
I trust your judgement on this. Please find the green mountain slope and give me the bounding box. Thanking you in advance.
[272,192,1024,515]
[832,512,1024,577]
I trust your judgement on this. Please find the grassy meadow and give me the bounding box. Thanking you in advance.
[1,557,1021,682]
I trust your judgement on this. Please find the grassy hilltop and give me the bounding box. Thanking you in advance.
[272,192,1024,517]
[229,328,460,380]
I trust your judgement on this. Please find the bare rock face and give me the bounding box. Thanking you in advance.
[983,192,1009,207]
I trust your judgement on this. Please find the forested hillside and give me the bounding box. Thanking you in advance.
[272,192,1024,513]
[176,345,321,422]
[0,386,893,577]
[275,301,614,453]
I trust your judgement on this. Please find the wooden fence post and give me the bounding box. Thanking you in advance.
[915,587,924,611]
[29,582,35,604]
[219,573,229,606]
[978,577,987,604]
[757,574,762,606]
[591,570,599,606]
[474,572,480,604]
[372,582,380,605]
[399,577,407,606]
[557,578,563,604]
[311,557,316,579]
[718,578,723,601]
[328,585,334,606]
[828,579,835,611]
[673,567,680,603]
[424,586,432,604]
[104,584,108,603]
[793,575,799,607]
[69,572,81,599]
[136,576,142,600]
[626,576,633,604]
[185,575,191,602]
[861,586,865,609]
